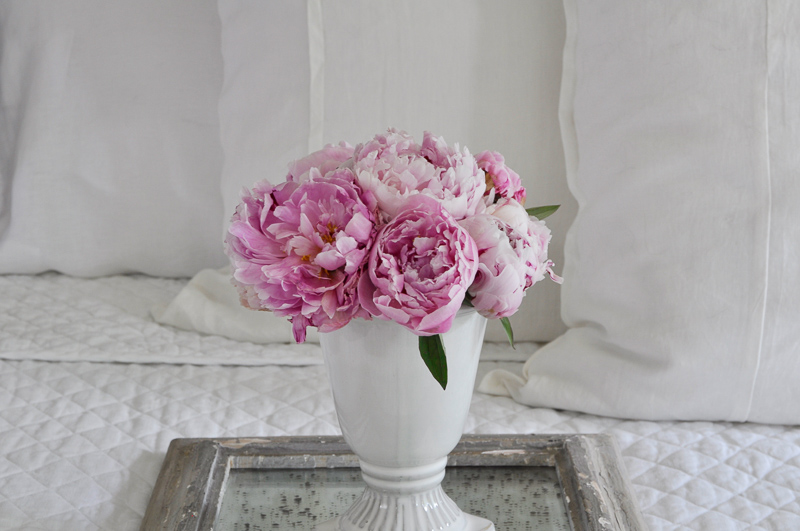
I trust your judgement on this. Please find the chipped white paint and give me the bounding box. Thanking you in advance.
[480,449,527,455]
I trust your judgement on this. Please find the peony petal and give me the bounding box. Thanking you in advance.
[374,297,412,325]
[291,317,309,343]
[289,235,318,258]
[357,271,382,318]
[416,295,464,334]
[321,290,339,318]
[335,235,358,255]
[344,212,374,242]
[315,249,346,271]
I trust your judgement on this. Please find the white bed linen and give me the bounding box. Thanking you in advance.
[1,275,800,530]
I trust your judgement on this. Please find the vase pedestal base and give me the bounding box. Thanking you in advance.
[313,458,495,531]
[314,458,495,531]
[315,512,495,531]
[313,481,495,531]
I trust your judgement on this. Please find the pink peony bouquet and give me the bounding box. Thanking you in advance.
[225,129,561,388]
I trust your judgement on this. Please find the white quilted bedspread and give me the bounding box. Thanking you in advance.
[1,274,800,530]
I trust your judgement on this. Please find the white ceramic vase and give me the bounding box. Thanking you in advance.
[316,307,495,531]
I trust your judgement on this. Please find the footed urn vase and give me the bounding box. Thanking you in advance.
[316,308,494,531]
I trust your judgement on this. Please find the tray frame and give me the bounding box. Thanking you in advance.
[140,434,647,531]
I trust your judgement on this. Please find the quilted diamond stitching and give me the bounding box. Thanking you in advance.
[5,358,800,530]
[2,275,800,530]
[0,274,322,366]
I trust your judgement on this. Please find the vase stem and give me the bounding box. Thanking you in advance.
[359,458,446,494]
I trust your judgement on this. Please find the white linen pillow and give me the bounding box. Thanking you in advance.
[0,1,227,276]
[217,0,312,223]
[214,0,314,343]
[481,0,800,424]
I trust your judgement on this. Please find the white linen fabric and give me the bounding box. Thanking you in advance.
[2,275,800,530]
[150,267,321,344]
[0,1,228,276]
[216,0,573,343]
[0,273,323,366]
[217,0,311,228]
[0,272,536,364]
[482,0,800,424]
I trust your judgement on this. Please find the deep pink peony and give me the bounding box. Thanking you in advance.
[286,142,354,183]
[475,150,526,205]
[460,198,560,318]
[225,168,375,342]
[353,129,485,220]
[359,194,479,335]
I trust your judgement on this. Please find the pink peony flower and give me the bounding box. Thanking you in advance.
[460,198,560,318]
[352,129,436,219]
[475,150,526,205]
[359,194,479,335]
[352,129,486,220]
[419,131,487,219]
[286,142,354,182]
[488,200,560,286]
[225,168,375,342]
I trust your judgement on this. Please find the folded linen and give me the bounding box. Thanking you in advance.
[151,267,320,344]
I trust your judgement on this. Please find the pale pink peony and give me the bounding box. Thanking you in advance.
[489,200,560,288]
[419,131,487,219]
[352,129,436,219]
[460,198,560,318]
[475,150,526,205]
[225,168,375,342]
[359,194,479,335]
[353,129,486,220]
[286,142,354,182]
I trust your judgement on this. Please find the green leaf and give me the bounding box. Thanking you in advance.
[526,204,560,220]
[500,317,515,349]
[419,334,448,390]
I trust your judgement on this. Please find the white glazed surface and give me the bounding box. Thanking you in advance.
[319,308,492,530]
[320,308,488,468]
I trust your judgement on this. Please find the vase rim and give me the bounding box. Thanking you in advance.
[321,304,481,336]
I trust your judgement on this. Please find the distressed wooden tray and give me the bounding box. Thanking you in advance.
[141,434,646,530]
